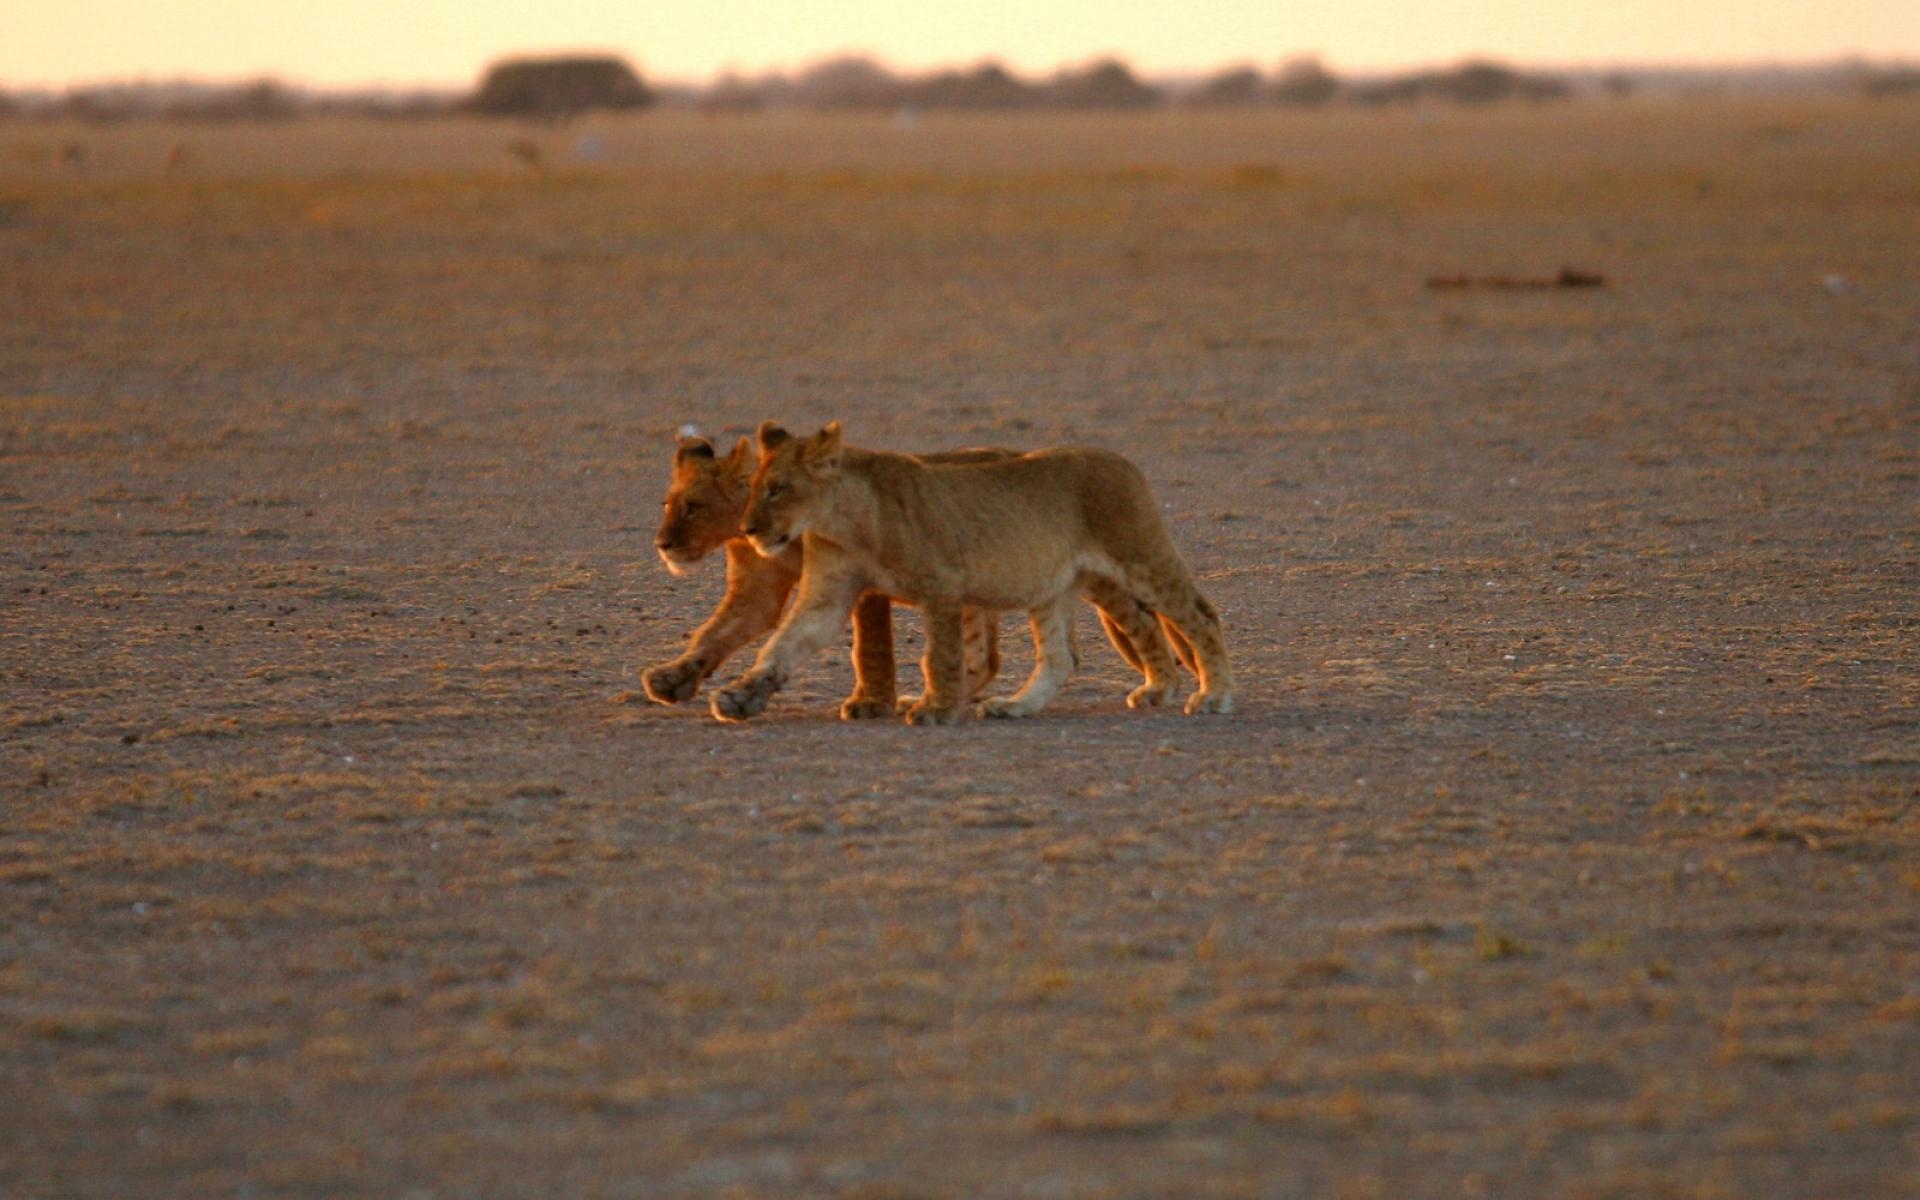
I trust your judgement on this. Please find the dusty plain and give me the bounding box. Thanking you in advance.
[2,101,1918,1198]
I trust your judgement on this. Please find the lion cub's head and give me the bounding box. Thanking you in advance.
[743,421,843,557]
[654,435,753,575]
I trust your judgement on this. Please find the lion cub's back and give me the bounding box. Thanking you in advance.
[918,448,1117,523]
[918,446,1165,565]
[916,445,1019,467]
[1012,446,1161,534]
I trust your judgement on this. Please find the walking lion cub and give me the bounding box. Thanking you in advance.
[644,435,1000,718]
[711,422,1232,725]
[645,434,1186,718]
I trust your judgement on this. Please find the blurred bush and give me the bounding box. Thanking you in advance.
[1352,60,1570,105]
[466,56,654,120]
[1859,67,1920,98]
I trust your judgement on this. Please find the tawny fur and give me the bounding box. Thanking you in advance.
[643,435,996,718]
[647,434,1184,718]
[711,423,1232,725]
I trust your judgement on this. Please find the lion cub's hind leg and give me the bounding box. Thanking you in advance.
[1084,578,1182,709]
[1097,609,1144,674]
[964,609,1001,699]
[839,592,899,720]
[896,606,1001,712]
[977,594,1076,720]
[904,599,970,726]
[1116,566,1235,715]
[1159,618,1200,676]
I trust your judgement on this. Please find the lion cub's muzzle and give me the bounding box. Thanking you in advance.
[742,512,787,556]
[655,534,697,576]
[746,529,789,557]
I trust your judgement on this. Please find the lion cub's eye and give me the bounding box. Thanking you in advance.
[764,483,787,500]
[681,500,703,515]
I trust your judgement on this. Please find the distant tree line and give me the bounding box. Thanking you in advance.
[4,54,1918,123]
[698,56,1167,113]
[691,55,1575,113]
[0,78,460,122]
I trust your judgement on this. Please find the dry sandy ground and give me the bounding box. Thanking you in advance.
[2,102,1917,1198]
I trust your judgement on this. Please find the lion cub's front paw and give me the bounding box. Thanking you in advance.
[1126,682,1171,710]
[1184,690,1234,716]
[903,698,963,726]
[711,674,778,722]
[976,697,1038,720]
[839,691,896,721]
[642,657,705,705]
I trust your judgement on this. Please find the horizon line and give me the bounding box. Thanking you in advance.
[6,50,1915,95]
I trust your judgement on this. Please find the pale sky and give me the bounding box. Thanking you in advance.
[8,0,1918,88]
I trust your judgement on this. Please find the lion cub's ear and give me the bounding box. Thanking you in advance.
[757,421,791,453]
[721,436,753,476]
[806,421,844,471]
[675,437,716,465]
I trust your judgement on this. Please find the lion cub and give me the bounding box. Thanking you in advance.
[712,423,1232,725]
[649,435,1188,719]
[644,436,1001,718]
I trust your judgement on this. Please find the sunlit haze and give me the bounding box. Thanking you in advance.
[8,0,1920,88]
